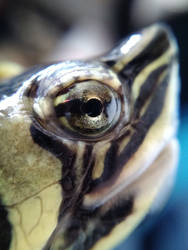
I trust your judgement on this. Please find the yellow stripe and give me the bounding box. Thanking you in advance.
[92,142,111,180]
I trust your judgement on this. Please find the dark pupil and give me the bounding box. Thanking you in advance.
[81,98,103,117]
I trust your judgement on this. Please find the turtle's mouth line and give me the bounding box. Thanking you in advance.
[3,180,61,208]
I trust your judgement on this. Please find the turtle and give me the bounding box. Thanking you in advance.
[0,23,180,250]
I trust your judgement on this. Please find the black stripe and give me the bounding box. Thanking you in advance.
[0,198,12,250]
[30,125,76,164]
[118,29,170,87]
[67,196,134,250]
[104,60,117,68]
[80,145,95,193]
[60,145,95,217]
[24,79,39,98]
[82,145,93,172]
[133,65,168,118]
[58,145,95,221]
[62,144,95,220]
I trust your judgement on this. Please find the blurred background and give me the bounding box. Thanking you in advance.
[0,0,187,249]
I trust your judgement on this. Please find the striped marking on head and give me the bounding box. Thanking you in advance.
[83,24,179,211]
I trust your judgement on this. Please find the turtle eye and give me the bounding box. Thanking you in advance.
[53,80,121,137]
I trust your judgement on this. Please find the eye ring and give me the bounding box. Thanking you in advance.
[53,80,121,137]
